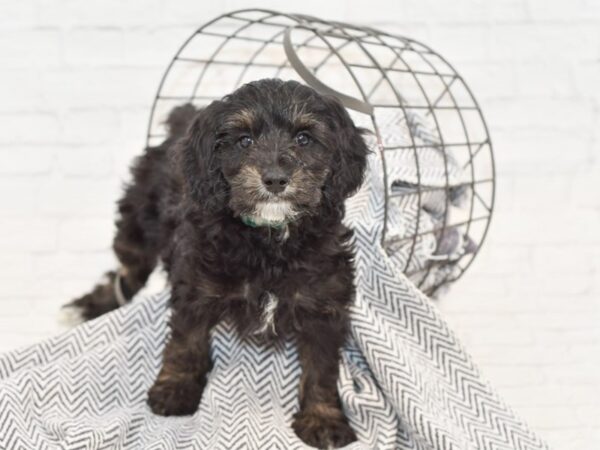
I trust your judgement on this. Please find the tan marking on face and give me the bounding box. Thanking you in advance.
[293,113,318,129]
[284,168,328,207]
[231,165,265,193]
[224,109,256,130]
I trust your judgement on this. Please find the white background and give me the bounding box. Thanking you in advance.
[0,1,599,448]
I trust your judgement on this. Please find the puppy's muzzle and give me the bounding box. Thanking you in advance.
[261,167,289,194]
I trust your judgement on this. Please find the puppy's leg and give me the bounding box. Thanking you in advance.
[292,320,357,448]
[59,215,159,325]
[59,270,129,326]
[147,306,216,416]
[60,152,167,325]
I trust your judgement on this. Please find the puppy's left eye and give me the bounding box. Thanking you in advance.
[238,135,254,149]
[295,132,312,147]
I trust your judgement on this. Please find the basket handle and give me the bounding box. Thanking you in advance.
[283,27,374,115]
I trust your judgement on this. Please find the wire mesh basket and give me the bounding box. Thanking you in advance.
[146,9,495,296]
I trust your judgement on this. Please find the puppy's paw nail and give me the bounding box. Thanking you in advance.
[57,305,85,328]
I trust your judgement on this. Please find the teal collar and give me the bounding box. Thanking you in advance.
[240,215,287,230]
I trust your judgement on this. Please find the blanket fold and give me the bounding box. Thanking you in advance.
[0,224,548,450]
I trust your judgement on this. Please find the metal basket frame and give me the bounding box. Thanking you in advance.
[145,9,495,294]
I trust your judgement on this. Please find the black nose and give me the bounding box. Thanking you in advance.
[262,169,289,194]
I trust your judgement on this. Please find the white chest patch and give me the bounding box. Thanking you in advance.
[255,292,279,335]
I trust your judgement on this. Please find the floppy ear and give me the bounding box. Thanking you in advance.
[175,101,228,210]
[322,95,370,200]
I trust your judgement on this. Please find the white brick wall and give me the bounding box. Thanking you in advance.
[0,1,598,448]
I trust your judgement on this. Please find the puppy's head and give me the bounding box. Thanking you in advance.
[179,79,369,225]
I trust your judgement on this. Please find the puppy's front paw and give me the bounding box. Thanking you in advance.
[292,410,357,449]
[147,376,204,416]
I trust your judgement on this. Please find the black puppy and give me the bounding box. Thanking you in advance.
[62,79,369,448]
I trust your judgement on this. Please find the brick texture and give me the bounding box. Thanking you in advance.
[0,1,598,448]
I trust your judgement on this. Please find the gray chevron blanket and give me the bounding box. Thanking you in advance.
[0,105,545,450]
[0,223,548,449]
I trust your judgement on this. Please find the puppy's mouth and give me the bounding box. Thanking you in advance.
[228,165,324,227]
[228,185,297,228]
[244,199,298,227]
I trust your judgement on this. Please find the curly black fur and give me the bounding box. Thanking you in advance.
[64,79,369,448]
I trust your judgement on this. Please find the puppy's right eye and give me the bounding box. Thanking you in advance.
[295,131,312,147]
[238,136,253,149]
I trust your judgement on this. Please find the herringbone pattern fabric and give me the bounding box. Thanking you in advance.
[0,222,548,449]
